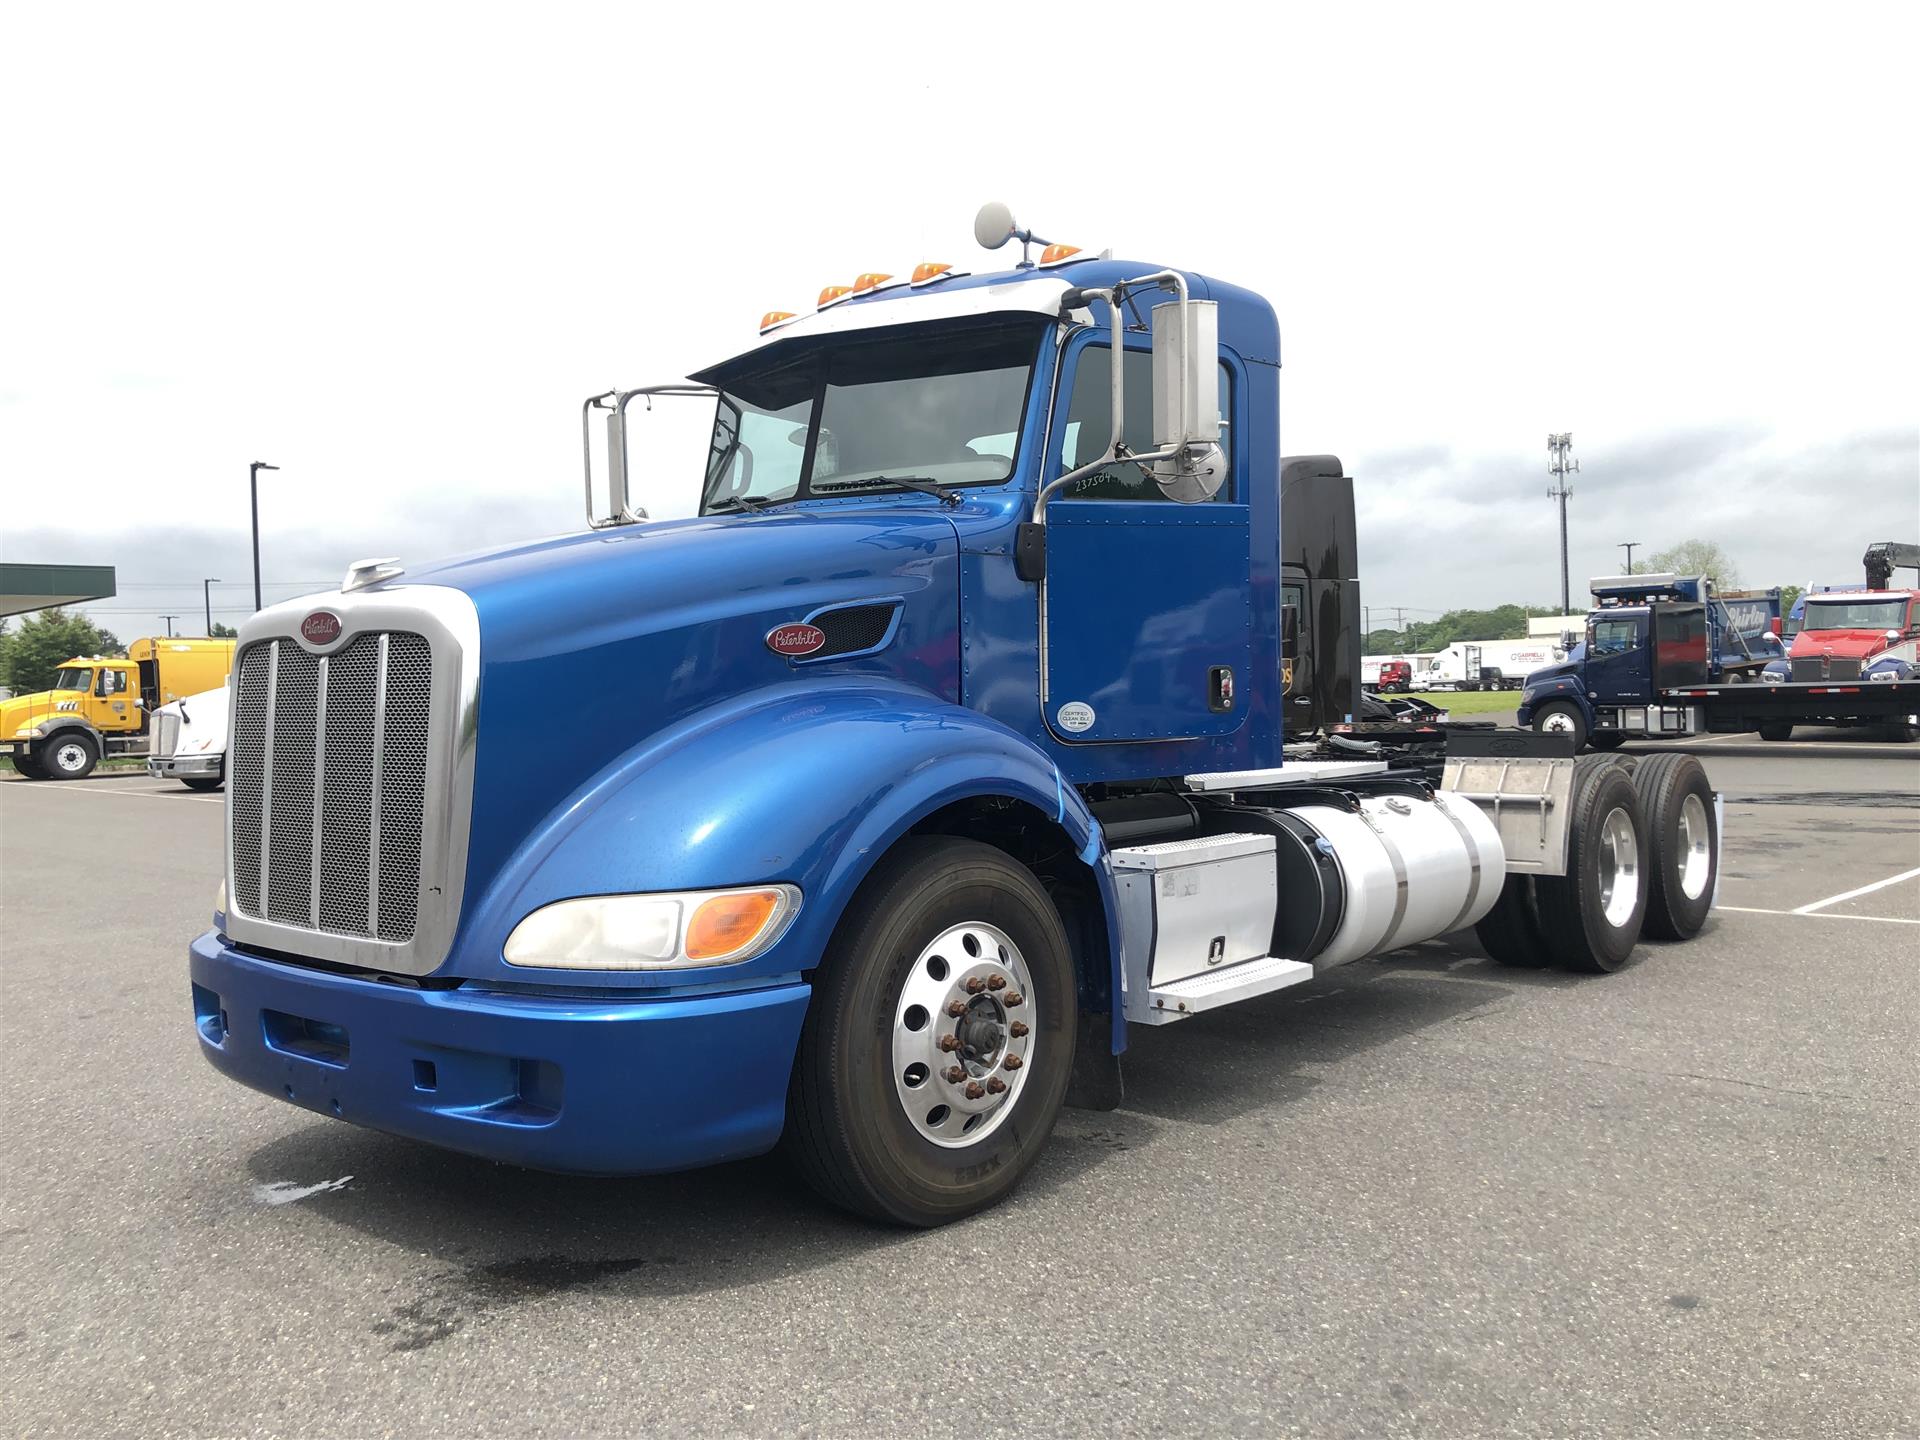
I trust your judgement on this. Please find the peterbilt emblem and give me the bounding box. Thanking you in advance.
[301,611,343,645]
[766,622,827,658]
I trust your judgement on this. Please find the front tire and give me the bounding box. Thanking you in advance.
[11,751,47,780]
[1534,758,1648,973]
[1632,754,1717,940]
[1758,721,1793,742]
[182,773,224,792]
[39,732,99,780]
[1532,701,1588,750]
[786,837,1077,1227]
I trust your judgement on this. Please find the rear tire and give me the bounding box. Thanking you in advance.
[1534,758,1648,973]
[1631,754,1717,940]
[39,732,99,780]
[1474,875,1551,968]
[1885,721,1919,744]
[1532,701,1588,750]
[785,837,1077,1227]
[1587,732,1627,751]
[1758,721,1793,742]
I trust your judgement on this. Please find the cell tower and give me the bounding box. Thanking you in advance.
[1547,433,1579,616]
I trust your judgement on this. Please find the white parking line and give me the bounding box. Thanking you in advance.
[1791,865,1920,915]
[2,782,222,804]
[1717,904,1920,926]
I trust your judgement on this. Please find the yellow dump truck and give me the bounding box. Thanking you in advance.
[3,636,234,780]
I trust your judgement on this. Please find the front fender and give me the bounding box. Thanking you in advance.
[1516,675,1585,726]
[448,678,1123,1041]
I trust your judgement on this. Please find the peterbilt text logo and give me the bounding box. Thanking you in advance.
[766,623,827,658]
[300,611,343,645]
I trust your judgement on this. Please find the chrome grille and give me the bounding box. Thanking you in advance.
[153,710,181,758]
[229,632,434,942]
[1790,656,1861,682]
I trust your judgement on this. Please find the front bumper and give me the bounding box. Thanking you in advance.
[151,753,223,779]
[189,931,812,1174]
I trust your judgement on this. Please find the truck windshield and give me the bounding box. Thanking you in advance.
[700,320,1041,512]
[1800,597,1909,632]
[51,667,92,691]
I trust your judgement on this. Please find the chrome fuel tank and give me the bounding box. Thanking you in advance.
[1285,792,1503,968]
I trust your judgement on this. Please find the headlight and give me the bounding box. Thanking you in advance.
[504,885,801,970]
[1868,669,1901,681]
[1760,670,1786,684]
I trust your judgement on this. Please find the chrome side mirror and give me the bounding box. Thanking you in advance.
[1149,298,1225,503]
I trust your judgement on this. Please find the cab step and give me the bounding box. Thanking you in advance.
[1130,955,1315,1025]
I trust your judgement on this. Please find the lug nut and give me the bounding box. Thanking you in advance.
[1003,991,1024,1008]
[986,974,1007,991]
[944,1066,966,1084]
[964,1081,986,1100]
[1003,1054,1023,1072]
[963,976,987,994]
[1009,1020,1029,1038]
[938,1034,962,1052]
[986,1077,1007,1095]
[945,1000,968,1018]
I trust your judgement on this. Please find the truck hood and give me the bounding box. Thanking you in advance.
[398,506,965,899]
[1524,659,1581,688]
[1,690,80,738]
[1789,630,1894,659]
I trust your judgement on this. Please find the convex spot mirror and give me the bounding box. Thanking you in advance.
[1149,298,1225,503]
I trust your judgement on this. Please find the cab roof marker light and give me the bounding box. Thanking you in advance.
[817,284,855,309]
[1037,243,1085,268]
[759,310,799,335]
[910,262,969,287]
[851,271,904,295]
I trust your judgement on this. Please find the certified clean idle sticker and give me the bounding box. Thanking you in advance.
[1056,701,1096,733]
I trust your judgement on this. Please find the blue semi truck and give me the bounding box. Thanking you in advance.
[192,207,1728,1225]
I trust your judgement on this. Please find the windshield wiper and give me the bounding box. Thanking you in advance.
[812,475,961,506]
[706,494,774,514]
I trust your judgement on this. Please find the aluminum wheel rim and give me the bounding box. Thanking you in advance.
[52,741,88,772]
[1676,793,1712,900]
[1540,711,1577,733]
[891,920,1034,1149]
[1597,805,1640,928]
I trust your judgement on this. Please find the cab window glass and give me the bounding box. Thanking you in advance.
[1588,617,1641,654]
[97,669,128,696]
[1059,346,1233,501]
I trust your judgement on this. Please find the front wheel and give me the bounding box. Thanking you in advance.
[785,837,1077,1227]
[1532,701,1588,750]
[39,732,99,780]
[10,751,48,780]
[182,773,224,792]
[1758,721,1793,742]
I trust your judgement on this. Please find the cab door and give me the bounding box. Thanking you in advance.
[1040,337,1250,744]
[1585,613,1654,702]
[87,665,135,732]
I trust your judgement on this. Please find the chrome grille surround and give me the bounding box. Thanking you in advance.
[153,710,182,758]
[1790,655,1862,683]
[224,585,480,977]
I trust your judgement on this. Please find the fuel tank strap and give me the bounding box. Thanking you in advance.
[1427,794,1487,936]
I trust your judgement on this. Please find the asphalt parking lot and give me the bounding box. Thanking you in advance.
[2,735,1915,1438]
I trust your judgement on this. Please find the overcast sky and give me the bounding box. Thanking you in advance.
[3,2,1915,642]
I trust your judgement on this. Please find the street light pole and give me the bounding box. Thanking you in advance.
[1618,541,1638,576]
[249,462,279,611]
[161,614,180,637]
[1547,434,1579,616]
[203,577,221,634]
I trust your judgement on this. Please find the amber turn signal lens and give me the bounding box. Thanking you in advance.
[684,890,784,961]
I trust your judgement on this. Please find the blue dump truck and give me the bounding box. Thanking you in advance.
[192,207,1730,1225]
[1519,574,1784,748]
